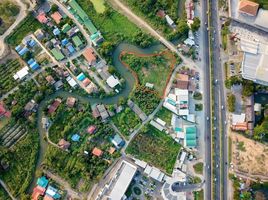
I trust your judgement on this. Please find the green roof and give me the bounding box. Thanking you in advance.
[72,35,83,47]
[84,20,97,34]
[68,0,88,20]
[51,48,65,61]
[185,126,197,148]
[62,23,71,33]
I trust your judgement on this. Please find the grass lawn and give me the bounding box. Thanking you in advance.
[155,107,172,126]
[0,117,10,130]
[0,59,23,97]
[0,0,20,35]
[193,162,203,174]
[126,124,181,174]
[121,51,176,95]
[112,108,141,138]
[90,0,106,13]
[6,13,42,46]
[77,1,140,44]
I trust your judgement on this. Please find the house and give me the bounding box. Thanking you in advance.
[61,38,69,46]
[66,76,78,88]
[18,47,29,56]
[66,97,76,108]
[53,28,61,36]
[165,15,175,27]
[83,48,96,65]
[67,44,75,54]
[13,66,29,80]
[54,80,63,90]
[32,186,46,200]
[48,98,62,114]
[77,73,86,81]
[184,38,195,46]
[92,147,103,157]
[36,12,48,24]
[184,125,197,148]
[176,74,189,89]
[87,125,97,134]
[71,134,80,142]
[45,185,61,199]
[106,75,120,89]
[92,105,100,118]
[58,139,70,150]
[46,75,56,85]
[82,78,91,87]
[239,0,259,16]
[34,29,45,40]
[51,11,62,24]
[44,195,54,200]
[51,48,65,61]
[37,176,49,188]
[24,100,37,113]
[111,134,125,149]
[108,147,116,154]
[62,23,71,33]
[231,113,248,131]
[90,31,104,46]
[157,10,166,18]
[97,104,109,120]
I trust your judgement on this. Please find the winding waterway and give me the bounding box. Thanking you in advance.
[28,42,166,192]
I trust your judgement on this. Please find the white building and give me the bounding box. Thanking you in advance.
[165,15,175,27]
[66,76,78,88]
[144,165,165,182]
[13,66,29,80]
[106,75,120,88]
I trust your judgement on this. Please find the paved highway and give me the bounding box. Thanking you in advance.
[209,0,229,199]
[200,0,212,199]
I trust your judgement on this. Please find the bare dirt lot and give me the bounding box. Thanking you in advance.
[231,132,268,176]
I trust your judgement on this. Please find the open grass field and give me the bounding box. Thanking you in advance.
[90,0,106,13]
[6,13,42,46]
[0,59,23,97]
[120,51,176,95]
[126,125,181,174]
[155,107,173,126]
[0,0,20,35]
[112,108,141,138]
[0,117,10,130]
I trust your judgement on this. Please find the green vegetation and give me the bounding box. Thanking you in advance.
[133,186,142,195]
[242,80,254,97]
[126,125,181,174]
[6,13,42,46]
[0,0,20,35]
[90,0,106,13]
[254,117,268,142]
[193,162,203,174]
[252,0,268,9]
[155,107,172,126]
[43,122,119,191]
[0,59,23,97]
[237,141,246,151]
[0,186,11,200]
[189,176,202,184]
[121,52,175,94]
[194,189,204,200]
[0,129,39,197]
[195,103,203,111]
[131,85,160,115]
[191,17,201,32]
[193,91,202,100]
[221,23,229,51]
[124,0,189,40]
[112,108,141,137]
[227,94,235,112]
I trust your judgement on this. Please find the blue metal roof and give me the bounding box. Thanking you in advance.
[18,47,29,56]
[61,38,69,46]
[30,62,40,70]
[71,134,80,142]
[53,28,60,35]
[27,58,35,65]
[67,45,75,54]
[15,45,22,52]
[28,40,36,47]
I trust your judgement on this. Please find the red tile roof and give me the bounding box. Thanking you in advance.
[82,78,91,87]
[37,12,48,24]
[48,98,62,114]
[176,74,189,89]
[156,10,166,18]
[32,186,46,200]
[0,103,11,118]
[92,147,103,157]
[239,0,259,16]
[87,125,97,134]
[44,195,54,200]
[58,139,70,150]
[83,48,96,64]
[51,11,62,24]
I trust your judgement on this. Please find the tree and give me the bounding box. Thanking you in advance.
[242,80,254,96]
[227,94,235,112]
[191,17,201,32]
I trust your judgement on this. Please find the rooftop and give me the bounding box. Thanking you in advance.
[239,0,259,16]
[51,11,62,24]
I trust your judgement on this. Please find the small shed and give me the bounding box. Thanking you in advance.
[71,134,80,142]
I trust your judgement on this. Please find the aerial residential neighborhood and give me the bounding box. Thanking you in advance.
[0,0,268,200]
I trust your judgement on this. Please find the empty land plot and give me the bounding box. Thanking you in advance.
[0,59,23,97]
[155,107,173,126]
[232,132,268,176]
[90,0,106,13]
[112,107,141,137]
[126,124,181,174]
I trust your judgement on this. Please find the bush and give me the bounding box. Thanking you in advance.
[193,162,203,174]
[227,94,235,112]
[193,92,202,100]
[195,104,203,111]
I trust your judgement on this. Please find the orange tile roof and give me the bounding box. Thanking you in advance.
[92,147,103,157]
[51,11,62,24]
[87,125,97,134]
[232,122,248,131]
[37,12,48,24]
[108,147,116,154]
[32,186,46,200]
[83,48,96,64]
[44,195,54,200]
[239,0,259,16]
[82,78,91,87]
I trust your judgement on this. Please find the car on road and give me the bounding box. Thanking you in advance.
[221,105,224,110]
[216,164,219,168]
[214,116,217,120]
[214,79,218,84]
[206,117,210,120]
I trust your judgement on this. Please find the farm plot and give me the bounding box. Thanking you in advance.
[0,123,27,148]
[0,59,23,97]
